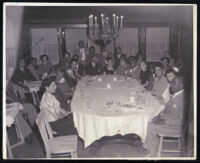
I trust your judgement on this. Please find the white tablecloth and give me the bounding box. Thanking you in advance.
[71,75,165,148]
[6,103,20,127]
[25,81,42,92]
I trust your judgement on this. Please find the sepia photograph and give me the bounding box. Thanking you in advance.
[3,3,197,159]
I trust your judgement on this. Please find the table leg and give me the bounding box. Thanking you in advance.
[31,92,37,106]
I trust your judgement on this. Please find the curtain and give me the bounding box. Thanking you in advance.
[146,27,170,62]
[115,28,138,57]
[30,28,59,65]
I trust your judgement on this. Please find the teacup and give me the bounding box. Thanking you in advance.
[113,77,117,81]
[106,84,111,89]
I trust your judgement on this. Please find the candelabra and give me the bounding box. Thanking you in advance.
[88,14,124,46]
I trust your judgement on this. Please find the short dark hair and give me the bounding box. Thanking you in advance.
[106,57,112,62]
[161,57,170,65]
[30,57,37,62]
[40,54,49,61]
[128,56,137,62]
[78,40,84,44]
[55,67,64,74]
[154,62,164,69]
[90,46,95,49]
[165,67,179,76]
[40,76,57,92]
[120,55,128,63]
[63,52,71,58]
[70,58,78,65]
[72,54,79,60]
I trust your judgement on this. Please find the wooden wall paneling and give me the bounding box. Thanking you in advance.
[138,27,146,60]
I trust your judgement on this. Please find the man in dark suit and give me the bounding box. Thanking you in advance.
[71,54,85,76]
[142,75,185,157]
[98,45,115,68]
[115,46,127,68]
[85,54,102,76]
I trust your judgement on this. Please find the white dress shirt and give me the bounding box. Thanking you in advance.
[80,48,86,61]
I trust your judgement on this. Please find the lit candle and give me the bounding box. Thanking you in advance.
[116,16,119,29]
[106,17,109,26]
[88,15,91,26]
[113,14,116,27]
[101,14,104,28]
[91,14,93,27]
[94,16,97,28]
[120,15,124,29]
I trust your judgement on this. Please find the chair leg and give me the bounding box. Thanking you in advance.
[178,137,181,150]
[6,133,13,159]
[157,136,163,157]
[71,151,78,158]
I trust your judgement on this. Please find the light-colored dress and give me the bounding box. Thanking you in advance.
[40,92,62,122]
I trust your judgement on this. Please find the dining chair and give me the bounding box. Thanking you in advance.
[36,111,78,158]
[157,133,182,157]
[6,115,25,158]
[11,83,26,100]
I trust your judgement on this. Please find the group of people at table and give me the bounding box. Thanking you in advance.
[6,40,185,157]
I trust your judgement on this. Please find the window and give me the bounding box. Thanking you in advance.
[30,28,59,64]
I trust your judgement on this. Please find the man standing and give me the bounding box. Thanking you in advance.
[142,75,185,157]
[74,40,88,65]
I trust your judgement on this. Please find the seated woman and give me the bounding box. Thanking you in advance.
[26,57,39,81]
[53,68,73,111]
[38,54,53,80]
[103,57,116,75]
[139,61,153,90]
[64,58,81,88]
[40,76,77,136]
[116,55,131,76]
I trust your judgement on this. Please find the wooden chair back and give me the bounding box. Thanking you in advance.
[36,110,54,157]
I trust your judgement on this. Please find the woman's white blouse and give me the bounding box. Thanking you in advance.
[40,92,61,122]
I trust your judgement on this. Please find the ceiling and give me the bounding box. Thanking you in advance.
[22,5,193,26]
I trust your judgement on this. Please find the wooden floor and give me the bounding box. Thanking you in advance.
[6,125,188,159]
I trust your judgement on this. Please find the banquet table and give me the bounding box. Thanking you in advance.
[24,81,42,106]
[71,75,165,148]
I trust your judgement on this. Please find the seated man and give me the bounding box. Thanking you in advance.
[127,56,141,80]
[142,75,185,157]
[11,59,28,99]
[85,54,102,76]
[103,57,116,75]
[116,55,131,76]
[54,68,73,111]
[151,63,169,98]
